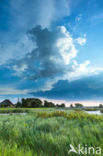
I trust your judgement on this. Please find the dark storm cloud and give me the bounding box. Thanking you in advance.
[11,25,75,81]
[31,73,103,100]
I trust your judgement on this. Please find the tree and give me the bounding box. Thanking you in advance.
[21,98,43,108]
[99,104,103,108]
[60,103,65,107]
[44,100,55,107]
[21,98,29,107]
[56,103,65,107]
[75,103,83,108]
[16,101,22,108]
[70,104,73,108]
[30,99,42,108]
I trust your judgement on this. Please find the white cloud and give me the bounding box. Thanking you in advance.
[10,26,81,80]
[7,25,103,93]
[66,60,103,81]
[36,63,103,92]
[39,59,103,92]
[13,64,28,72]
[76,37,86,45]
[56,26,77,65]
[2,25,103,94]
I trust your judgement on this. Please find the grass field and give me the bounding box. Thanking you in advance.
[0,109,103,155]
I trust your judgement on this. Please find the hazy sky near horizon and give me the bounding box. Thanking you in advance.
[0,0,103,104]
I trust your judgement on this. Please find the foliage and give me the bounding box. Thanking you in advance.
[75,103,83,108]
[56,103,65,107]
[21,98,43,108]
[99,104,103,108]
[70,104,73,108]
[15,98,65,108]
[16,102,22,108]
[44,100,55,107]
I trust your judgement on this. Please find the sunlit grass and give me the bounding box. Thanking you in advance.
[0,110,103,155]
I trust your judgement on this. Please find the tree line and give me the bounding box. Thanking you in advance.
[16,98,65,108]
[70,103,83,108]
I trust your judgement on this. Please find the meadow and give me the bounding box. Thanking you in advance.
[0,108,103,156]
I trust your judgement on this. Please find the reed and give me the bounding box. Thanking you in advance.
[0,110,102,155]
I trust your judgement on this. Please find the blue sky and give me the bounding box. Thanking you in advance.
[0,0,103,105]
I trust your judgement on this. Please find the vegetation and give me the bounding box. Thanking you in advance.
[99,104,103,108]
[70,104,73,108]
[0,110,102,155]
[56,103,65,107]
[44,100,55,107]
[75,103,83,108]
[16,98,65,108]
[100,109,103,113]
[16,98,43,108]
[0,108,30,114]
[84,108,99,111]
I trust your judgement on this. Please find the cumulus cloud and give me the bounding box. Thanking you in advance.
[11,26,78,80]
[66,60,103,81]
[0,0,71,66]
[56,26,77,65]
[8,25,103,93]
[1,0,103,100]
[4,25,103,94]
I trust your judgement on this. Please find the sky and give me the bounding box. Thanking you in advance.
[0,0,103,106]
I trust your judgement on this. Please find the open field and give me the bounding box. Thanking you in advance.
[0,109,103,155]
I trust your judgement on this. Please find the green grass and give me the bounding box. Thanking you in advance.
[0,110,103,155]
[0,108,57,114]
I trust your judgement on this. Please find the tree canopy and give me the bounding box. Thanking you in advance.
[16,98,65,108]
